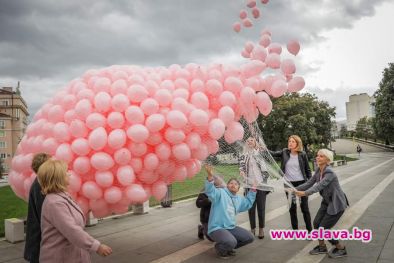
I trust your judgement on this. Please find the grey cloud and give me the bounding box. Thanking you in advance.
[0,0,389,117]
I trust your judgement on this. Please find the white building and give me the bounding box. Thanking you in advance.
[345,93,375,131]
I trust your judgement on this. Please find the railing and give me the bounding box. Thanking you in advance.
[349,138,394,151]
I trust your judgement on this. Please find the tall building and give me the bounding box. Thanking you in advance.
[345,93,375,131]
[0,85,29,174]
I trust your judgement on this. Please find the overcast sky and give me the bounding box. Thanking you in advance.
[1,0,393,121]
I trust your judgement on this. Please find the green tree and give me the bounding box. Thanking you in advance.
[355,117,374,140]
[339,125,347,138]
[374,63,394,145]
[258,93,336,150]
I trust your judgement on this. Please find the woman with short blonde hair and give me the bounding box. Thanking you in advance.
[38,159,112,263]
[295,149,349,258]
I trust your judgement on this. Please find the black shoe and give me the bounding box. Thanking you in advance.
[217,251,231,259]
[328,247,347,258]
[309,245,328,255]
[228,250,236,256]
[198,225,204,240]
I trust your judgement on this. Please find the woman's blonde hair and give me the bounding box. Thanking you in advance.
[37,160,68,195]
[318,149,334,163]
[288,135,303,152]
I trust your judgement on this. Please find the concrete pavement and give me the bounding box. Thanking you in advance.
[0,152,393,263]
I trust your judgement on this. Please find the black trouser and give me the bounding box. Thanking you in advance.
[248,190,268,229]
[313,201,344,245]
[285,180,312,232]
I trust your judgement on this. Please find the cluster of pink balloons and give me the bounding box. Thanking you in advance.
[233,0,269,33]
[8,59,304,218]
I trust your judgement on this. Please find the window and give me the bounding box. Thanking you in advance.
[1,100,9,106]
[0,131,4,137]
[0,120,4,129]
[15,109,20,119]
[0,153,6,159]
[0,142,6,148]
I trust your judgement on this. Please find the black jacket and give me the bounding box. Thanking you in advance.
[270,148,312,180]
[196,193,211,224]
[24,178,45,263]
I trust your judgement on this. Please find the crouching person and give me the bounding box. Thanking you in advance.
[204,165,256,259]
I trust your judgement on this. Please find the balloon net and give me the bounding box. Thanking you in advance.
[201,118,295,197]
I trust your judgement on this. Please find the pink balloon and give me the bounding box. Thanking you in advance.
[90,152,115,171]
[128,142,147,157]
[192,144,209,161]
[130,158,143,173]
[265,53,281,69]
[252,7,260,18]
[218,106,235,125]
[219,91,236,107]
[190,79,205,93]
[86,113,106,130]
[281,59,296,75]
[114,148,132,165]
[261,0,269,3]
[116,165,135,186]
[172,88,189,100]
[287,76,305,92]
[154,89,172,107]
[47,105,65,123]
[127,124,149,143]
[53,122,70,143]
[74,99,92,120]
[138,170,159,184]
[206,79,223,97]
[186,132,201,150]
[88,127,107,151]
[111,94,129,112]
[155,143,171,160]
[127,84,148,103]
[144,153,159,170]
[247,0,256,8]
[126,184,148,203]
[189,109,209,127]
[190,92,209,110]
[240,86,256,104]
[251,45,267,62]
[239,10,247,19]
[71,138,90,156]
[173,166,188,182]
[68,171,82,192]
[95,171,114,188]
[94,92,111,113]
[167,110,187,129]
[151,181,167,200]
[69,119,88,138]
[271,80,287,98]
[241,49,250,58]
[108,129,127,149]
[268,43,282,54]
[93,77,111,93]
[110,79,127,96]
[164,128,186,144]
[55,143,74,163]
[259,34,271,48]
[242,18,253,28]
[208,119,226,140]
[125,106,145,124]
[73,156,91,174]
[241,60,266,78]
[233,22,241,33]
[104,186,122,204]
[140,98,160,115]
[287,40,300,56]
[107,112,125,129]
[224,122,244,144]
[82,181,103,200]
[146,132,163,146]
[42,138,59,155]
[172,143,191,161]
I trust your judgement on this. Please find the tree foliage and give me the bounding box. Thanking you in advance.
[355,116,374,140]
[374,63,394,144]
[258,93,336,151]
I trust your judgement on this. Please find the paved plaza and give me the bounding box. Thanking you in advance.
[1,140,393,263]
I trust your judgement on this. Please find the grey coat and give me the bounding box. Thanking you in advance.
[296,166,349,215]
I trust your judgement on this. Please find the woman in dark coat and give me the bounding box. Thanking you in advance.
[269,135,313,232]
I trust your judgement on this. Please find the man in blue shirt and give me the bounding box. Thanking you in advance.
[205,165,256,259]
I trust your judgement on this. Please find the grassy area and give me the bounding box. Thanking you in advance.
[0,186,27,237]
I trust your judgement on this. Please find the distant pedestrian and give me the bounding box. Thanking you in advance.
[24,153,51,263]
[356,144,362,157]
[205,165,256,259]
[38,159,112,263]
[294,149,349,258]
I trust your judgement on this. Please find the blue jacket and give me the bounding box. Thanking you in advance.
[205,180,256,234]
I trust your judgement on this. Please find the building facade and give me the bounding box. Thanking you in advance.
[0,86,29,174]
[345,93,375,131]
